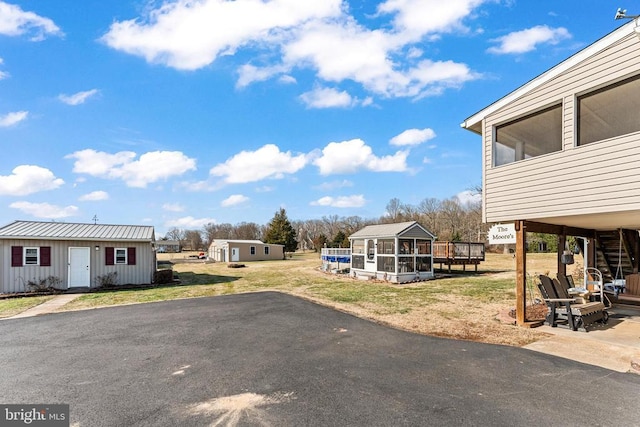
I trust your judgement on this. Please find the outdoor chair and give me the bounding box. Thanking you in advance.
[538,275,607,331]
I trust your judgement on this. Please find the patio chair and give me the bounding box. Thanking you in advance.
[538,275,607,331]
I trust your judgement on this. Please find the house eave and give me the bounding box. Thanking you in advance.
[461,22,634,131]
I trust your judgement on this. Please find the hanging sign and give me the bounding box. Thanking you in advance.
[487,223,516,244]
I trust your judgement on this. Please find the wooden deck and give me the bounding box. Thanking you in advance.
[432,242,485,272]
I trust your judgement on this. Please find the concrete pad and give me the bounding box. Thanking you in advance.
[525,309,640,373]
[5,294,82,319]
[524,334,640,373]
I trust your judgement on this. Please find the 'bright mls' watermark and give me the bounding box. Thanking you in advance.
[0,405,68,426]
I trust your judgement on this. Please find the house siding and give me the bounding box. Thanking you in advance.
[483,32,640,224]
[0,239,155,293]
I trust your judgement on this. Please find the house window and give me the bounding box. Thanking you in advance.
[578,74,640,145]
[352,240,365,254]
[115,248,127,264]
[494,104,562,166]
[250,246,256,255]
[264,246,269,255]
[24,247,39,265]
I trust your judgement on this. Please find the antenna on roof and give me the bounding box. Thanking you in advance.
[615,7,640,20]
[92,215,99,224]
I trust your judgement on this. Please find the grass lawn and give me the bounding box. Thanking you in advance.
[1,251,578,346]
[0,296,55,319]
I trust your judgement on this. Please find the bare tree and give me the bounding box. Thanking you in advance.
[418,198,441,236]
[384,198,403,222]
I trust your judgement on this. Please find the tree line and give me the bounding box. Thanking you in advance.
[161,195,486,252]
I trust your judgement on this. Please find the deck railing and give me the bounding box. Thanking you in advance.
[433,242,485,261]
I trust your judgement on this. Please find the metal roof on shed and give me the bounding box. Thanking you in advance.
[349,221,435,239]
[0,221,155,242]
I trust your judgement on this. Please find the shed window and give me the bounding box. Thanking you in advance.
[24,247,39,265]
[115,248,127,264]
[264,246,269,255]
[417,240,431,255]
[11,246,51,267]
[352,255,365,269]
[399,239,414,255]
[377,256,395,272]
[250,246,256,255]
[378,239,395,254]
[494,104,562,166]
[578,74,640,145]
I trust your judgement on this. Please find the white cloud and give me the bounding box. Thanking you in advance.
[59,89,99,106]
[0,111,28,127]
[314,180,353,191]
[390,128,436,146]
[456,190,482,205]
[210,144,308,184]
[310,194,366,208]
[66,149,196,188]
[0,165,64,196]
[0,1,63,40]
[282,19,478,99]
[79,190,109,201]
[9,201,78,219]
[101,0,342,70]
[0,59,8,80]
[221,194,249,207]
[163,203,185,212]
[165,216,216,228]
[100,0,483,100]
[299,87,355,109]
[377,0,485,38]
[487,25,571,55]
[313,139,408,175]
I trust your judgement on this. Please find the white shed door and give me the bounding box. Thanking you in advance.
[231,248,239,262]
[68,247,90,287]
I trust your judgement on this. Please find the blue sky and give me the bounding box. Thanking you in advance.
[0,0,625,235]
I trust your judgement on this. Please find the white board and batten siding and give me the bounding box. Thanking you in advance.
[480,29,640,225]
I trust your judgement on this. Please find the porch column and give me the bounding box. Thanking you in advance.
[515,220,526,326]
[557,234,567,277]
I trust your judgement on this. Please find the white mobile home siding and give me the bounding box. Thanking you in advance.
[482,31,640,224]
[0,239,155,293]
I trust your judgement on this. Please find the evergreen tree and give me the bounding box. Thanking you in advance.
[264,208,298,254]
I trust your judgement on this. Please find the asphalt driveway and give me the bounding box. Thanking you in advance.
[0,292,638,426]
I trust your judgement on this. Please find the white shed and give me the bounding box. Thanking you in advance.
[0,220,156,293]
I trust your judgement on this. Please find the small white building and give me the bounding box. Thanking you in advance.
[349,221,435,283]
[0,220,156,293]
[208,239,284,262]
